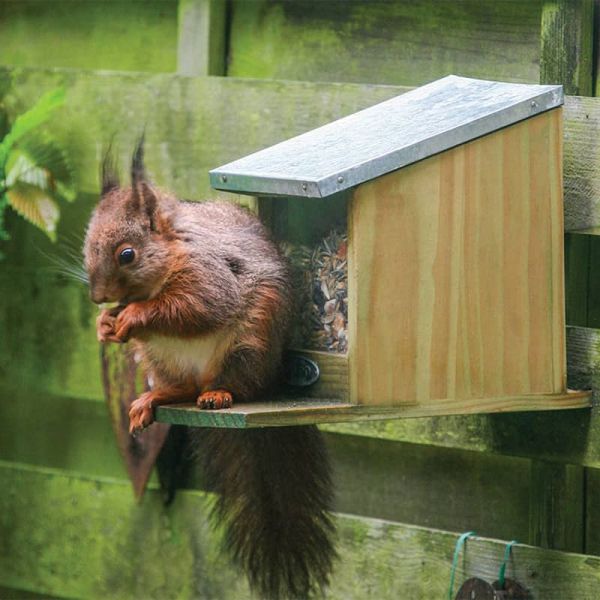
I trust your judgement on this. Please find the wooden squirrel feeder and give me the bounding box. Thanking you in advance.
[156,75,591,428]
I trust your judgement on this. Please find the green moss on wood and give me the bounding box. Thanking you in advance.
[326,432,533,543]
[0,385,539,545]
[177,0,227,76]
[0,68,407,200]
[0,386,127,481]
[0,265,101,400]
[529,460,585,552]
[228,0,542,86]
[540,0,594,95]
[2,462,600,599]
[0,1,178,73]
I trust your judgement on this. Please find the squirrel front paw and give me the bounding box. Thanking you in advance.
[197,390,233,410]
[114,303,146,343]
[128,392,155,434]
[96,307,124,343]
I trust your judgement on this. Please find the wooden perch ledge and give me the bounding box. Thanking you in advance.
[155,390,591,429]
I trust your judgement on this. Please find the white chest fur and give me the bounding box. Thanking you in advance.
[144,332,228,383]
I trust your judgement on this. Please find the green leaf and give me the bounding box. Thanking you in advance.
[17,134,75,201]
[5,151,50,189]
[0,194,10,242]
[0,88,65,167]
[55,180,76,202]
[5,141,76,204]
[6,182,60,241]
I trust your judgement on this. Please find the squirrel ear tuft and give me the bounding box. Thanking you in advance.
[141,183,160,232]
[130,134,148,213]
[131,134,147,188]
[101,144,120,196]
[130,135,162,231]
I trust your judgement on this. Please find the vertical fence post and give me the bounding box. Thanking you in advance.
[540,0,594,95]
[529,460,585,552]
[539,0,595,556]
[177,0,227,76]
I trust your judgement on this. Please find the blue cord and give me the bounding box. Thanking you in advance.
[448,531,476,600]
[498,540,517,589]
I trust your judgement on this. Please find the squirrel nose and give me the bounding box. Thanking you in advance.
[90,290,108,304]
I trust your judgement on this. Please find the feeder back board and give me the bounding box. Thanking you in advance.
[156,75,591,429]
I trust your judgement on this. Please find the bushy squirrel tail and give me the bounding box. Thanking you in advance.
[196,425,336,599]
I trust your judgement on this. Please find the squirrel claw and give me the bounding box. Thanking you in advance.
[128,392,155,434]
[103,334,126,344]
[96,310,118,343]
[197,390,233,410]
[97,307,129,344]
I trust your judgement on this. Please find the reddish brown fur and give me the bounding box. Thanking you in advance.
[216,282,290,400]
[85,168,291,432]
[197,389,233,409]
[128,384,198,433]
[84,145,335,599]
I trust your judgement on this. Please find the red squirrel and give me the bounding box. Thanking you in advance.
[83,140,336,599]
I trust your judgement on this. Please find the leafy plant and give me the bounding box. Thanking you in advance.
[0,88,75,245]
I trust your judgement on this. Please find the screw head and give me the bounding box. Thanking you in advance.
[302,183,308,191]
[531,100,538,109]
[221,175,228,183]
[337,176,344,184]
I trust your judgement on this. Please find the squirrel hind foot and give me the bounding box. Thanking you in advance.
[197,390,233,410]
[128,391,155,434]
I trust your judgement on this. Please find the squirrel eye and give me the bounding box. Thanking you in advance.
[118,247,136,266]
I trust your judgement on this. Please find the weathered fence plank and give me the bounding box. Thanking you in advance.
[2,69,600,466]
[0,1,178,73]
[566,231,592,326]
[329,433,533,543]
[1,70,597,231]
[566,230,600,329]
[563,95,600,230]
[529,460,585,552]
[1,461,600,600]
[0,385,537,544]
[177,0,227,77]
[0,68,409,203]
[228,0,542,86]
[540,0,594,95]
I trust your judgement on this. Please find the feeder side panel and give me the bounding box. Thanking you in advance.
[549,108,566,392]
[349,108,565,408]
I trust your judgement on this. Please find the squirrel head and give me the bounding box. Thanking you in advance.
[84,139,177,305]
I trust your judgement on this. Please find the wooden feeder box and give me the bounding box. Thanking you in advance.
[156,75,591,429]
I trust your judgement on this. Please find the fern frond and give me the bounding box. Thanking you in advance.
[0,88,65,167]
[6,152,49,189]
[7,182,59,240]
[17,134,75,201]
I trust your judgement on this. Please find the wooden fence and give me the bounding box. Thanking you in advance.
[1,1,600,598]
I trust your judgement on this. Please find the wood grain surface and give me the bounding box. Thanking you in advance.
[349,109,566,407]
